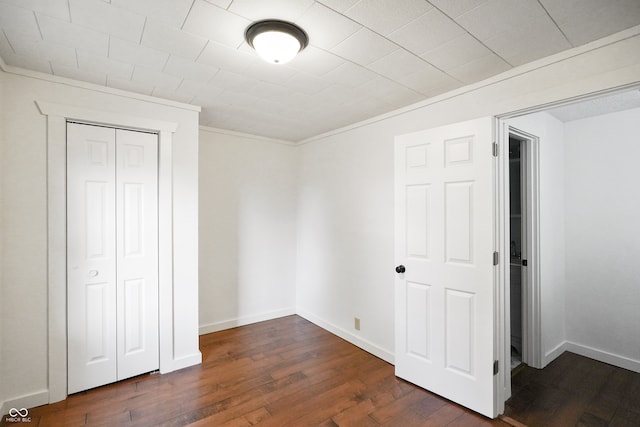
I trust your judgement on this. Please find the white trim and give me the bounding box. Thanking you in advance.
[296,308,394,365]
[0,390,49,418]
[547,341,640,374]
[506,127,542,370]
[37,101,178,133]
[199,308,296,335]
[199,125,296,146]
[3,64,200,112]
[544,341,567,367]
[37,101,186,404]
[298,24,640,145]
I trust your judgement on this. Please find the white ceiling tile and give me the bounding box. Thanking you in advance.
[151,86,195,104]
[454,0,548,41]
[0,31,52,74]
[446,52,511,83]
[398,68,461,96]
[77,49,133,80]
[296,2,361,50]
[141,19,208,61]
[228,0,315,22]
[6,31,77,66]
[539,0,640,46]
[331,27,398,66]
[182,0,250,48]
[286,72,332,94]
[196,41,257,74]
[368,49,434,81]
[38,14,109,56]
[164,55,218,83]
[482,18,571,66]
[453,0,572,65]
[106,75,154,95]
[315,0,360,13]
[419,33,493,71]
[0,2,41,39]
[203,0,233,9]
[289,46,345,76]
[110,0,193,28]
[178,79,213,98]
[321,61,378,87]
[428,0,488,19]
[344,0,433,35]
[0,51,52,74]
[388,7,465,56]
[132,66,182,90]
[248,81,288,99]
[69,0,145,43]
[241,61,298,85]
[0,0,70,21]
[357,76,423,107]
[109,37,169,70]
[51,63,107,85]
[207,69,259,92]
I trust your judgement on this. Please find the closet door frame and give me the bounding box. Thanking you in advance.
[37,101,178,403]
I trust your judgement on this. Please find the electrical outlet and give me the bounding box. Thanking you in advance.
[354,317,360,331]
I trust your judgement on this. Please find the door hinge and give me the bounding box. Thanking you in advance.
[493,360,499,375]
[522,259,528,267]
[492,142,499,157]
[493,251,499,266]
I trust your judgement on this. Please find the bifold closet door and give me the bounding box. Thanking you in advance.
[67,123,159,394]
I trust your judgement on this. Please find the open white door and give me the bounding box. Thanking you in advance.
[394,117,496,418]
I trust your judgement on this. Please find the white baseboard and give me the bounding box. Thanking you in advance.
[1,389,49,417]
[544,341,567,367]
[565,341,640,373]
[198,308,296,335]
[296,308,395,365]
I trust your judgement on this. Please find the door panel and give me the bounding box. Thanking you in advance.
[68,124,159,393]
[395,117,495,418]
[67,123,117,394]
[115,129,159,380]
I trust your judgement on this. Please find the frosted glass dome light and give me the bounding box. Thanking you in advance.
[246,20,308,65]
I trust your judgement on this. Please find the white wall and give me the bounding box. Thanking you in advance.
[0,65,5,409]
[199,129,297,333]
[0,68,201,413]
[506,112,567,365]
[295,31,640,363]
[564,107,640,370]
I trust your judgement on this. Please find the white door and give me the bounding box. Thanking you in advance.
[115,129,159,380]
[67,123,159,394]
[67,123,118,393]
[394,117,496,418]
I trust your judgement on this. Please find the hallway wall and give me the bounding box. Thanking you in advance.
[564,107,640,371]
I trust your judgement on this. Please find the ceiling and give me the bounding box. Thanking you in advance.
[0,0,639,142]
[546,88,640,122]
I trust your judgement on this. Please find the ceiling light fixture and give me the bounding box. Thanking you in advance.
[245,20,309,65]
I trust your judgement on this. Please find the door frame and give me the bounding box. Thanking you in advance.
[493,83,640,412]
[496,125,542,404]
[36,101,177,403]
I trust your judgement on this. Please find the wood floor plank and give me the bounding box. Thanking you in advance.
[5,315,513,427]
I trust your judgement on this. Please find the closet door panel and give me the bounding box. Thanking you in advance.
[67,123,118,394]
[115,129,159,379]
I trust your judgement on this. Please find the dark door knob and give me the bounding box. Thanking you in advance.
[395,265,406,274]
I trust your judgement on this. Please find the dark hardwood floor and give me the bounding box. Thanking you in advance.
[6,316,639,426]
[505,351,640,427]
[3,315,510,427]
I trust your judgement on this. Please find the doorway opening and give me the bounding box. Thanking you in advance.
[508,134,527,371]
[497,124,542,406]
